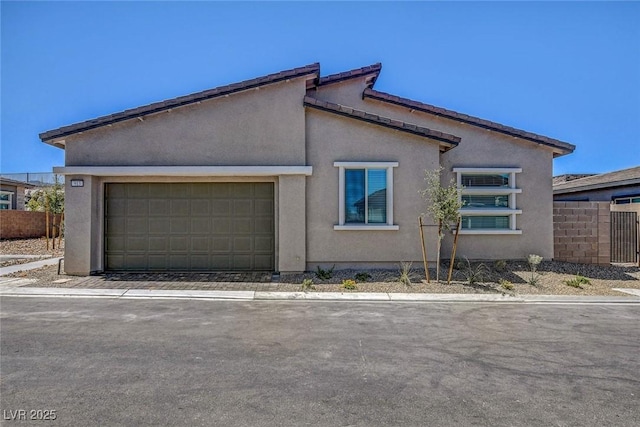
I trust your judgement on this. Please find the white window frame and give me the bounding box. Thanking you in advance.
[0,191,13,210]
[334,162,399,230]
[454,167,522,235]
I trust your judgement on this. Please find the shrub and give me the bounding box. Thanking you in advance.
[301,278,315,292]
[493,260,507,273]
[460,257,489,285]
[564,275,590,289]
[315,265,335,280]
[499,279,514,291]
[527,254,543,286]
[398,261,413,286]
[355,272,371,282]
[342,279,357,290]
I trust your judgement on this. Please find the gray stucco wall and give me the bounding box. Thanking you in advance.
[305,108,441,268]
[64,78,307,167]
[314,78,558,260]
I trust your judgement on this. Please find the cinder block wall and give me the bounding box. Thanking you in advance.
[553,201,610,265]
[0,211,63,239]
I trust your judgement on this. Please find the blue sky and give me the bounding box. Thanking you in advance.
[1,1,639,175]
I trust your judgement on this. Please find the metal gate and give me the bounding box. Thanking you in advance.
[610,211,639,264]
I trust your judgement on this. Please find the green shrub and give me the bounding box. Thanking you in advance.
[494,260,507,273]
[342,279,357,290]
[315,265,335,280]
[301,278,315,292]
[355,272,372,282]
[499,279,514,291]
[564,275,590,289]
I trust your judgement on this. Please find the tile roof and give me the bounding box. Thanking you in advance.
[303,96,460,150]
[318,63,382,87]
[553,166,640,194]
[40,63,320,144]
[363,88,576,157]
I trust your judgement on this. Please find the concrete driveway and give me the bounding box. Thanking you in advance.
[1,298,639,426]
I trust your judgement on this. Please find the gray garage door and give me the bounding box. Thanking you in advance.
[105,183,274,271]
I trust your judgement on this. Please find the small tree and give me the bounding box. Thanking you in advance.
[27,176,64,214]
[420,167,463,282]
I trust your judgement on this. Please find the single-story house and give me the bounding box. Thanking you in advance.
[0,178,35,211]
[554,166,640,205]
[40,63,575,275]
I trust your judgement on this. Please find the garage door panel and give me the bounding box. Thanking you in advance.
[233,218,252,234]
[255,255,274,270]
[126,237,148,252]
[211,237,231,252]
[127,218,149,234]
[170,200,189,216]
[232,255,252,270]
[212,200,231,216]
[149,236,168,251]
[127,183,150,198]
[233,200,252,216]
[255,236,273,252]
[191,200,211,216]
[170,218,190,234]
[233,237,252,252]
[105,182,274,271]
[149,200,170,216]
[170,236,189,252]
[149,218,170,234]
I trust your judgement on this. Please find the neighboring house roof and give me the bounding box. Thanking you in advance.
[303,96,460,150]
[362,88,576,157]
[552,174,596,186]
[0,178,36,188]
[318,63,382,87]
[553,166,640,194]
[40,63,321,146]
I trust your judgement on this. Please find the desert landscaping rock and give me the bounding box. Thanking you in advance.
[3,238,639,296]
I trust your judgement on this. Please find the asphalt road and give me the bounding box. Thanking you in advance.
[1,298,638,427]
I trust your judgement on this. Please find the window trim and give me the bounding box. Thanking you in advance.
[0,191,13,210]
[334,162,399,231]
[453,167,522,235]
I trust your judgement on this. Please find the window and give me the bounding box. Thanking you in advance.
[0,191,13,210]
[613,196,640,205]
[453,168,522,234]
[334,162,398,230]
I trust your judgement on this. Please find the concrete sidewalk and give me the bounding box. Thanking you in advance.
[1,285,639,303]
[0,257,62,276]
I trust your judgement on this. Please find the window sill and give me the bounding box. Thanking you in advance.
[334,225,399,231]
[457,229,522,235]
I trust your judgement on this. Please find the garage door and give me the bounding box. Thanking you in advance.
[105,183,274,271]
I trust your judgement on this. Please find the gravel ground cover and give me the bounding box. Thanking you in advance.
[0,237,64,257]
[3,238,639,296]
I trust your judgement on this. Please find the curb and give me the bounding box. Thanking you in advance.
[1,287,639,304]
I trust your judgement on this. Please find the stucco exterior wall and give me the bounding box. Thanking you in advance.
[316,78,557,260]
[305,108,441,268]
[64,78,307,167]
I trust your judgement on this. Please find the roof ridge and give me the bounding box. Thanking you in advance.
[363,88,575,156]
[303,95,459,149]
[41,63,320,143]
[318,63,382,87]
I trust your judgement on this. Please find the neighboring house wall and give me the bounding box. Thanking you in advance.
[554,184,640,203]
[0,184,27,210]
[553,202,610,265]
[0,211,61,239]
